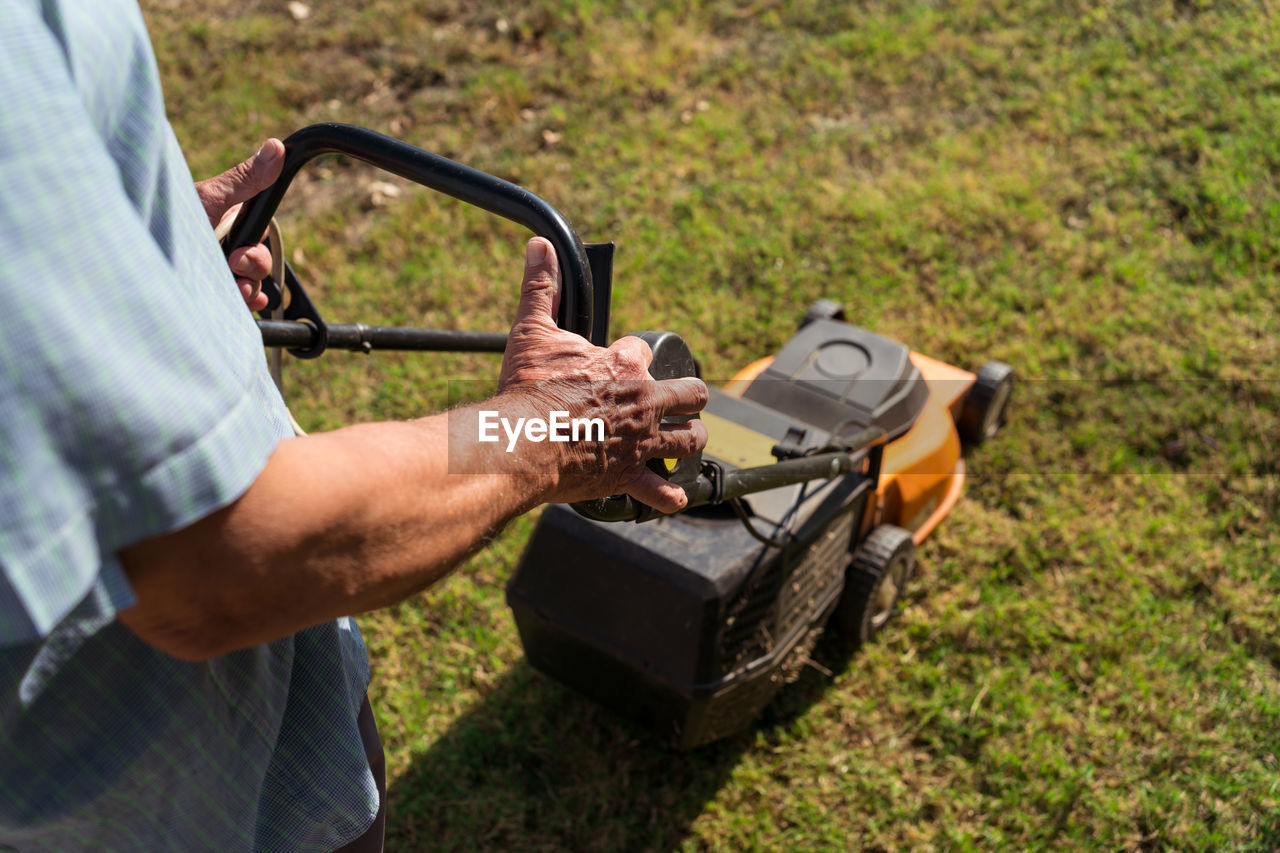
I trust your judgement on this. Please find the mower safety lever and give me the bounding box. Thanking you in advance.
[222,123,597,342]
[573,426,886,524]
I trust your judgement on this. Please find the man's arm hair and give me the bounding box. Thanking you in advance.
[117,402,552,660]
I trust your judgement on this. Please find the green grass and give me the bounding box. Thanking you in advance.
[144,0,1278,848]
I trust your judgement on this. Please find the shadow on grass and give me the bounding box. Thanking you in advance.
[384,634,865,852]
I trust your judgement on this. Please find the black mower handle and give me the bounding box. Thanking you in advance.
[223,122,594,340]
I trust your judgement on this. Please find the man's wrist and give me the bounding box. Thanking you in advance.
[439,389,567,504]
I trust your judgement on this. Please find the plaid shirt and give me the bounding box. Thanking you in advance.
[0,1,375,849]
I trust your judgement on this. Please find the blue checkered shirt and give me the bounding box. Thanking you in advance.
[0,1,376,849]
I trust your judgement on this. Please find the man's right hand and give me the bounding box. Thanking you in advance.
[496,238,709,514]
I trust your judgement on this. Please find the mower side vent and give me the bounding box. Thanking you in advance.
[717,511,855,674]
[779,512,855,636]
[719,557,786,671]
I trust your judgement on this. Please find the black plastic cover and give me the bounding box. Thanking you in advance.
[508,466,874,747]
[742,319,928,441]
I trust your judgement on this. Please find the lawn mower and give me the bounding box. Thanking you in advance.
[226,124,1014,749]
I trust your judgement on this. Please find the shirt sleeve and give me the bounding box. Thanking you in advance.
[0,2,294,645]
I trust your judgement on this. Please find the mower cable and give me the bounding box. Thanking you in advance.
[727,497,794,550]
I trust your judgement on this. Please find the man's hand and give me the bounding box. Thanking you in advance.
[497,238,709,513]
[195,139,285,311]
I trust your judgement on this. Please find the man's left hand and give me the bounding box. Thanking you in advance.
[195,139,285,311]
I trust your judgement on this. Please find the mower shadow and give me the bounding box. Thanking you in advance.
[383,634,865,852]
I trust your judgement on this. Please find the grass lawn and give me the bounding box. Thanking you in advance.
[144,0,1278,848]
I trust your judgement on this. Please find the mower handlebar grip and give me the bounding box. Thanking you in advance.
[222,123,594,340]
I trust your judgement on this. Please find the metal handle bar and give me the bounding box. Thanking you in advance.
[257,319,507,353]
[573,426,887,524]
[223,122,593,339]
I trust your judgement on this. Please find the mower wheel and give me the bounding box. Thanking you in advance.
[957,360,1014,445]
[799,298,847,329]
[834,524,916,644]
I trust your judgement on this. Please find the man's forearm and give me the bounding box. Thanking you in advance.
[117,399,554,661]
